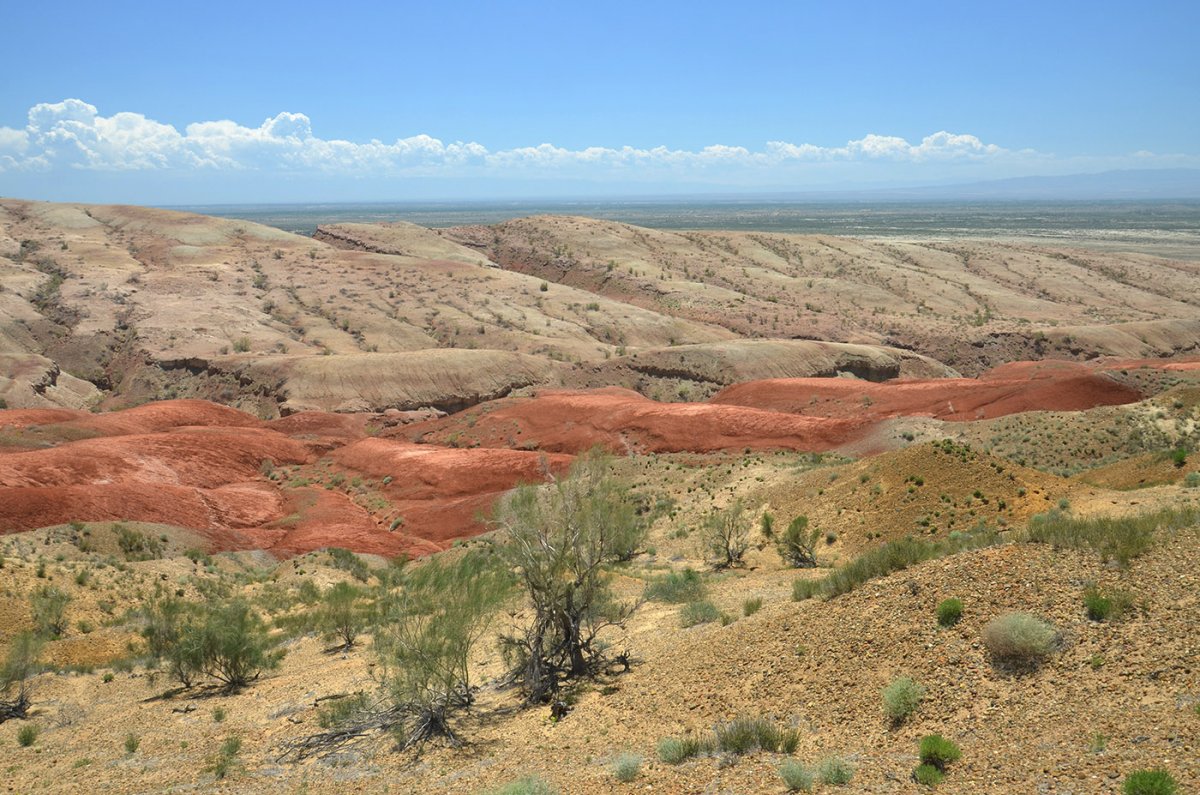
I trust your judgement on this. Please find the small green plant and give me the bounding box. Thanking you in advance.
[124,733,140,754]
[1083,585,1131,621]
[102,672,114,683]
[779,759,814,791]
[488,777,556,795]
[656,735,709,764]
[913,763,944,786]
[1122,768,1178,795]
[611,752,642,782]
[936,598,963,627]
[817,756,855,785]
[209,735,242,780]
[17,723,39,747]
[679,600,722,628]
[1089,732,1109,753]
[713,716,799,755]
[882,677,925,724]
[1083,587,1113,621]
[115,524,164,561]
[1025,506,1196,566]
[212,706,227,723]
[643,568,705,603]
[982,613,1057,668]
[1170,447,1187,468]
[918,734,962,770]
[316,692,368,729]
[794,532,999,600]
[325,547,370,582]
[760,512,775,539]
[742,597,763,617]
[232,336,251,353]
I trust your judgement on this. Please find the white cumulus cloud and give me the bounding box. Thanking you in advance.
[0,98,1033,180]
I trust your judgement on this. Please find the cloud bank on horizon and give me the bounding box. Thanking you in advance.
[0,99,1195,201]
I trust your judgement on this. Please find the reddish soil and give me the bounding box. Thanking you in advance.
[0,361,1162,557]
[710,366,1143,421]
[247,487,442,560]
[0,408,86,428]
[0,400,574,558]
[405,387,865,454]
[332,439,574,544]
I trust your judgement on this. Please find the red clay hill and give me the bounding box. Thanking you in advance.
[0,399,570,559]
[0,360,1168,557]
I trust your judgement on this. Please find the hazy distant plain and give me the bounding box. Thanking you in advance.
[179,200,1200,259]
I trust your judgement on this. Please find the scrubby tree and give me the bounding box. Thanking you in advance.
[374,551,510,747]
[496,450,647,704]
[147,598,282,690]
[188,600,283,689]
[0,632,43,723]
[30,585,71,638]
[776,515,820,568]
[702,500,751,569]
[318,581,369,651]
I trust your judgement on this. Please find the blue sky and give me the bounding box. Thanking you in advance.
[1,0,1197,203]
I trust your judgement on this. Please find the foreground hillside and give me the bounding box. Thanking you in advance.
[1,452,1197,793]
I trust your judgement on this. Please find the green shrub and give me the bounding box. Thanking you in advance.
[656,735,709,764]
[115,524,163,561]
[317,581,368,650]
[776,515,820,568]
[679,600,722,628]
[124,733,140,754]
[643,568,705,603]
[1084,586,1131,621]
[173,599,283,689]
[882,677,925,724]
[760,512,775,539]
[612,753,642,782]
[212,706,227,723]
[713,716,798,755]
[324,547,370,582]
[316,692,368,729]
[1025,506,1196,566]
[30,585,71,638]
[209,735,242,779]
[702,501,751,569]
[794,532,999,600]
[2,632,43,721]
[918,734,962,770]
[779,759,814,791]
[1083,587,1113,621]
[1170,448,1187,468]
[742,597,763,617]
[1122,768,1178,795]
[17,723,39,747]
[936,598,963,627]
[817,756,855,785]
[1184,471,1200,488]
[913,763,944,786]
[982,613,1057,667]
[375,551,511,748]
[488,777,556,795]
